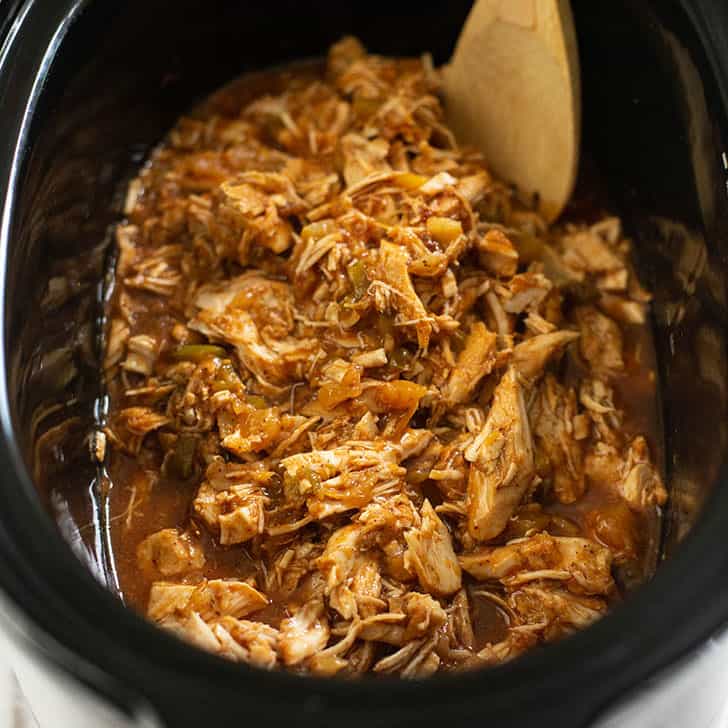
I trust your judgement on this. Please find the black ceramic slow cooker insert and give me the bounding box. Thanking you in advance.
[0,1,727,726]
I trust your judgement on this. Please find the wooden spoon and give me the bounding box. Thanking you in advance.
[443,0,580,222]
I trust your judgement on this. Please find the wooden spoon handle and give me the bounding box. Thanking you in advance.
[444,0,580,222]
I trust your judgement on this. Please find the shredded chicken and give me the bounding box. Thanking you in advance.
[405,500,462,596]
[459,533,614,596]
[442,322,497,406]
[137,529,205,577]
[620,436,667,509]
[103,38,664,677]
[465,367,535,541]
[530,375,584,503]
[279,599,330,665]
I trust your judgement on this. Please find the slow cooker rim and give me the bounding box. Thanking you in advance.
[0,0,727,724]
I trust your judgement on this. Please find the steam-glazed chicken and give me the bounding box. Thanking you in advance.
[103,38,666,676]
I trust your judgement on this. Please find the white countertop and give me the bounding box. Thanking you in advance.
[0,660,36,728]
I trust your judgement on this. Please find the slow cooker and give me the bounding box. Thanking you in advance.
[0,1,727,726]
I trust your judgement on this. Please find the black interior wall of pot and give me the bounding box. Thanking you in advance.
[573,1,728,551]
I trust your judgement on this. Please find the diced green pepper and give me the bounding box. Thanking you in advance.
[172,344,227,362]
[390,346,413,368]
[347,260,369,300]
[165,433,197,479]
[245,395,268,409]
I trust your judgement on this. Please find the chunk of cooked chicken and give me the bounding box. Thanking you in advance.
[599,294,647,325]
[504,272,553,314]
[217,403,286,457]
[148,579,268,621]
[220,172,307,255]
[560,227,624,276]
[316,523,364,588]
[108,407,170,455]
[403,592,448,640]
[508,585,607,640]
[194,272,295,337]
[465,368,535,541]
[585,436,666,512]
[137,529,205,577]
[189,579,269,620]
[459,532,614,596]
[397,428,434,461]
[219,502,265,544]
[404,500,462,596]
[448,588,475,651]
[316,524,368,618]
[574,306,624,376]
[281,443,405,520]
[147,582,196,621]
[190,275,318,389]
[476,627,539,665]
[266,540,322,598]
[373,635,441,677]
[279,599,330,665]
[162,610,280,669]
[193,480,267,545]
[530,375,584,503]
[317,496,416,616]
[584,442,624,489]
[376,240,432,349]
[340,133,391,186]
[511,330,580,383]
[316,358,363,409]
[122,334,158,376]
[105,318,130,371]
[579,378,622,444]
[352,591,447,647]
[158,612,221,654]
[357,380,427,439]
[442,322,497,406]
[620,436,667,509]
[477,229,519,277]
[213,617,280,669]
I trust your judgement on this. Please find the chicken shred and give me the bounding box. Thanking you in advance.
[465,367,535,541]
[405,500,462,596]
